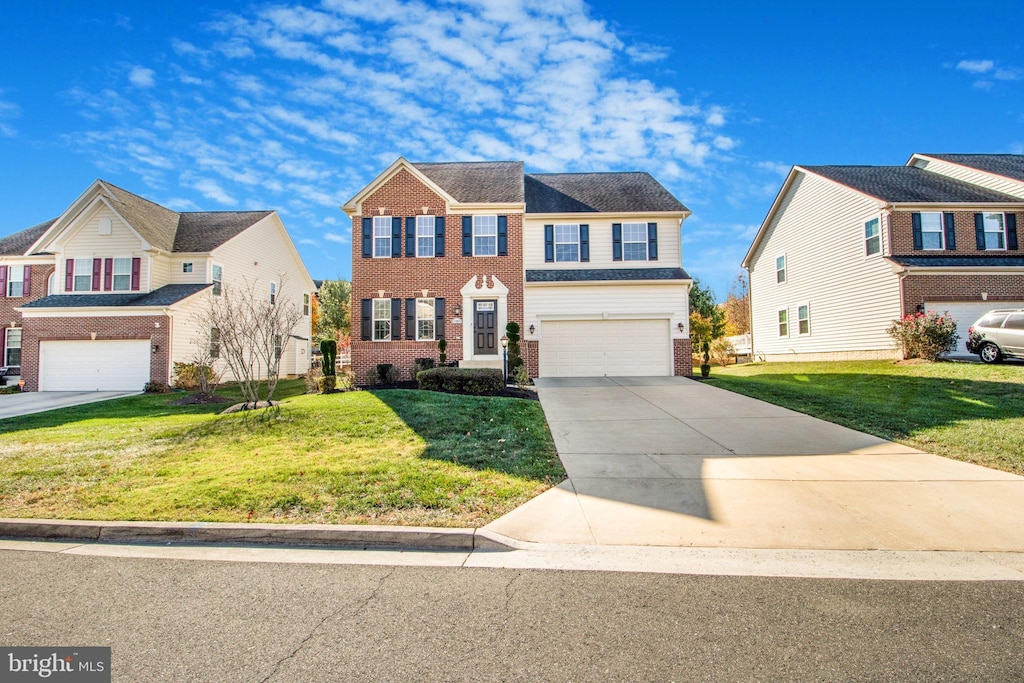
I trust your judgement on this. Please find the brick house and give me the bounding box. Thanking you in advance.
[343,158,693,381]
[2,179,315,391]
[743,154,1024,360]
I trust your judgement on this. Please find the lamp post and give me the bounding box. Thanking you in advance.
[500,334,509,384]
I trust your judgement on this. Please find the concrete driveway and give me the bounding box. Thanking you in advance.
[484,376,1024,551]
[0,391,138,420]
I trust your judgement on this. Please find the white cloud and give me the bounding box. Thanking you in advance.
[298,237,318,246]
[189,177,237,206]
[755,160,790,177]
[956,59,994,74]
[128,66,156,87]
[994,68,1019,81]
[625,44,670,64]
[0,91,20,137]
[323,232,348,244]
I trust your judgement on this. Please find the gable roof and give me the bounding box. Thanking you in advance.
[0,218,58,256]
[802,165,1022,204]
[173,211,274,252]
[919,154,1024,182]
[20,283,211,309]
[525,172,688,213]
[100,181,181,251]
[413,162,524,203]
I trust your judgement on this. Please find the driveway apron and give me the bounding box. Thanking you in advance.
[483,376,1024,551]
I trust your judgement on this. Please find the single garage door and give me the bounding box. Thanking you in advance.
[540,319,672,377]
[39,340,151,391]
[925,301,1024,356]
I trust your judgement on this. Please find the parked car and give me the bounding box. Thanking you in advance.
[965,309,1024,363]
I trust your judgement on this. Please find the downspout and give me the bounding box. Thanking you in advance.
[745,265,754,362]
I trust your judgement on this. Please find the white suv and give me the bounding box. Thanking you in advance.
[965,309,1024,364]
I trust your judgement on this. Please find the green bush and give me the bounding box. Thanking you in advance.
[437,338,447,365]
[318,374,336,393]
[172,362,216,390]
[376,363,398,384]
[416,367,504,396]
[887,311,959,361]
[144,381,171,394]
[506,322,523,372]
[413,357,436,375]
[319,339,337,376]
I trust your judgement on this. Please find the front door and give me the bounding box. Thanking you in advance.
[474,300,497,354]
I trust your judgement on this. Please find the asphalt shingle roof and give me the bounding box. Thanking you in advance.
[888,256,1024,268]
[0,218,57,256]
[101,181,182,252]
[173,211,273,252]
[803,166,1022,203]
[923,154,1024,182]
[526,267,690,282]
[21,283,211,309]
[414,162,525,203]
[525,173,688,213]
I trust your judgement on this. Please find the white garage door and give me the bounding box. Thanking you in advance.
[925,301,1024,356]
[539,319,672,377]
[39,340,151,391]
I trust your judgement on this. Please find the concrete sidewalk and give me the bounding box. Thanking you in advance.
[0,391,138,419]
[483,376,1024,551]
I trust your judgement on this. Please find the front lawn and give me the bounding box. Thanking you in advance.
[0,380,563,527]
[707,360,1024,474]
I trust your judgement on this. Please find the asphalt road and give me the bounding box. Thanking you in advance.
[1,550,1022,682]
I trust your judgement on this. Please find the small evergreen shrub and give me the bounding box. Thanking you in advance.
[376,363,398,384]
[506,322,523,372]
[887,311,959,361]
[144,381,171,394]
[318,374,337,393]
[417,367,504,395]
[437,338,447,365]
[319,339,337,376]
[172,362,216,390]
[413,357,436,374]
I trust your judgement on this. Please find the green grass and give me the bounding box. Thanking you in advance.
[707,360,1024,474]
[0,380,563,527]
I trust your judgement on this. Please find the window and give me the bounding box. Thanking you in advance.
[920,212,944,250]
[211,264,222,296]
[982,213,1006,250]
[6,265,23,297]
[73,259,92,292]
[274,335,282,361]
[47,272,54,296]
[776,255,787,284]
[798,304,810,335]
[373,298,391,341]
[865,218,881,256]
[416,216,435,257]
[555,224,580,262]
[4,328,20,367]
[416,298,435,341]
[373,216,391,258]
[778,309,789,336]
[473,215,498,256]
[112,258,132,291]
[1004,313,1024,330]
[269,282,276,304]
[182,262,193,273]
[303,293,310,316]
[209,327,220,359]
[623,223,648,261]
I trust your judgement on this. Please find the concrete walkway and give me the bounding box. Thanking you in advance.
[0,391,139,420]
[484,376,1024,551]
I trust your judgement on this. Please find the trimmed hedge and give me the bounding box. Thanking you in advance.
[416,367,504,396]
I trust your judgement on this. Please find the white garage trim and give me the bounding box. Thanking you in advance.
[924,301,1024,356]
[539,319,672,377]
[39,340,151,391]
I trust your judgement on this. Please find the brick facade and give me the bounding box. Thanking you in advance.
[21,314,170,391]
[889,210,1023,256]
[673,338,694,377]
[0,263,55,330]
[350,168,524,383]
[901,273,1024,314]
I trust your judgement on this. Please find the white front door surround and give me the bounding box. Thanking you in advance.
[461,275,509,362]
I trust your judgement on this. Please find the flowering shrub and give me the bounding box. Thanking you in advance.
[886,311,959,361]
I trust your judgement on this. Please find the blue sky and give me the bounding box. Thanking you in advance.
[1,0,1021,300]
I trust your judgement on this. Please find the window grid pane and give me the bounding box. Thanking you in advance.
[113,258,132,291]
[778,310,788,336]
[798,305,810,335]
[373,299,391,341]
[416,216,435,257]
[920,212,943,249]
[373,217,391,257]
[416,298,435,341]
[5,329,21,366]
[865,219,881,255]
[554,224,579,262]
[473,216,497,256]
[984,213,1005,250]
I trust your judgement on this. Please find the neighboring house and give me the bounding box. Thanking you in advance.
[343,158,693,382]
[743,153,1024,361]
[2,179,315,391]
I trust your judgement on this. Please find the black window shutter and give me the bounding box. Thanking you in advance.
[580,224,589,262]
[612,223,622,261]
[390,298,401,340]
[462,216,472,256]
[911,213,923,251]
[1008,213,1019,250]
[391,217,402,258]
[405,218,415,257]
[544,225,554,262]
[648,222,658,261]
[435,298,445,340]
[405,298,415,339]
[974,213,986,250]
[435,217,445,256]
[943,213,956,251]
[362,218,372,258]
[360,299,371,341]
[497,215,508,256]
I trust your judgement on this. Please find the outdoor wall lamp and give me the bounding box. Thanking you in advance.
[152,344,159,354]
[528,324,535,335]
[454,305,462,316]
[677,322,685,333]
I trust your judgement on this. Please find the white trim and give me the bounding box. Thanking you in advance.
[471,215,498,257]
[864,216,882,257]
[919,211,945,251]
[416,297,435,341]
[460,275,509,361]
[4,327,21,367]
[797,302,811,336]
[981,211,1008,251]
[621,222,649,262]
[372,297,391,342]
[372,216,392,259]
[775,253,787,284]
[553,223,580,263]
[777,307,790,337]
[415,215,435,258]
[341,157,459,216]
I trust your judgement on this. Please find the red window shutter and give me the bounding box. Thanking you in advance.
[0,266,6,298]
[65,260,74,291]
[131,257,141,291]
[104,258,113,291]
[92,258,102,291]
[22,265,30,296]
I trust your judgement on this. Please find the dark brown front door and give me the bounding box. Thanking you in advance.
[474,300,497,354]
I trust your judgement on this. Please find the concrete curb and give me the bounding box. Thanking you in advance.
[0,518,514,552]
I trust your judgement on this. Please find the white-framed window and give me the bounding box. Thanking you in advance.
[473,215,498,256]
[865,218,881,256]
[373,216,391,258]
[623,222,648,261]
[73,259,93,292]
[372,298,391,341]
[4,328,21,367]
[269,282,277,304]
[982,212,1007,250]
[776,254,787,284]
[6,265,23,297]
[212,264,223,296]
[274,335,282,361]
[303,293,310,316]
[47,272,55,296]
[798,304,810,335]
[416,216,435,257]
[182,262,193,273]
[555,224,580,262]
[778,308,789,337]
[920,212,944,250]
[112,257,132,291]
[416,298,435,341]
[209,327,220,359]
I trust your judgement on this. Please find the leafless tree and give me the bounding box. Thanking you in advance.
[186,325,223,396]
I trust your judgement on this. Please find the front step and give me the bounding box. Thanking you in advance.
[459,358,503,370]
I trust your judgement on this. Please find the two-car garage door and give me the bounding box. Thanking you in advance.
[39,340,151,391]
[539,319,672,377]
[925,301,1024,356]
